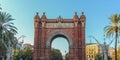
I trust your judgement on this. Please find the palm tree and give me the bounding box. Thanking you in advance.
[105,14,120,60]
[0,11,17,40]
[0,11,17,60]
[0,11,18,45]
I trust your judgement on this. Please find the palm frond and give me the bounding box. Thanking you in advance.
[0,11,17,47]
[104,25,111,31]
[105,26,115,37]
[110,14,120,26]
[105,14,120,38]
[0,12,14,23]
[118,26,120,36]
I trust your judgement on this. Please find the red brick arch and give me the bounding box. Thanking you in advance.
[33,12,86,60]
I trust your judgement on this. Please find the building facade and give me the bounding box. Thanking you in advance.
[108,47,114,59]
[86,43,116,60]
[86,43,103,60]
[111,45,120,60]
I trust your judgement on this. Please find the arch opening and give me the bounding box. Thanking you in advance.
[46,31,73,60]
[51,37,69,60]
[46,31,73,48]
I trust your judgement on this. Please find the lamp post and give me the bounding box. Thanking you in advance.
[64,50,66,60]
[2,56,4,60]
[89,35,114,60]
[16,35,25,60]
[0,35,25,60]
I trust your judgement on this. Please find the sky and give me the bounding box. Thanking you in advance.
[0,0,120,55]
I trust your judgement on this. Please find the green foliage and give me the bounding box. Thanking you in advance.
[105,14,120,37]
[95,53,112,60]
[95,53,103,60]
[0,12,17,34]
[65,52,69,60]
[22,46,33,60]
[14,47,63,60]
[0,11,18,45]
[13,44,33,60]
[0,44,6,56]
[51,48,63,60]
[13,48,20,60]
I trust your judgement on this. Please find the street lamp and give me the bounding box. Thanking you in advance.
[64,50,66,60]
[89,35,114,60]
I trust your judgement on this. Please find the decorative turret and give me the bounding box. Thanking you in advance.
[34,12,40,22]
[73,12,79,22]
[80,12,86,22]
[80,12,86,28]
[57,16,63,22]
[41,12,47,22]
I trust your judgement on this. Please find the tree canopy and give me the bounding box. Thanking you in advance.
[51,48,63,60]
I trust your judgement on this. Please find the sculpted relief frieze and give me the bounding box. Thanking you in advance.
[45,23,74,28]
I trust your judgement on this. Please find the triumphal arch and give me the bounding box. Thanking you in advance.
[33,12,86,60]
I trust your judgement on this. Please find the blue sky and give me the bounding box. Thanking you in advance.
[0,0,120,55]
